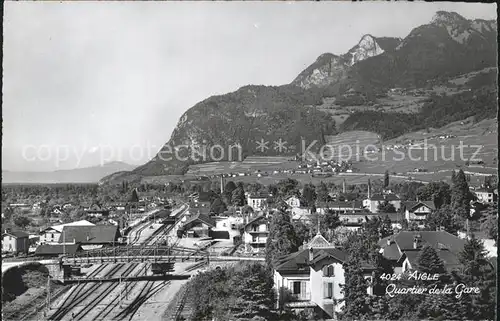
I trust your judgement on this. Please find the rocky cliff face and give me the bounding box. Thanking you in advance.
[291,34,401,90]
[129,85,336,176]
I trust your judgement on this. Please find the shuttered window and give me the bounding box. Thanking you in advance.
[323,265,335,277]
[323,282,334,298]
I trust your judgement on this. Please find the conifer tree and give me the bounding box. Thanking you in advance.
[451,169,470,215]
[457,236,496,320]
[265,211,299,269]
[384,170,390,188]
[416,245,447,276]
[341,256,370,320]
[230,263,276,320]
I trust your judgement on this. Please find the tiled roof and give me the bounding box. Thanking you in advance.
[405,249,462,271]
[307,234,330,248]
[378,231,467,270]
[274,247,364,273]
[35,244,82,255]
[403,201,436,212]
[154,210,171,219]
[48,220,95,233]
[248,192,271,199]
[183,213,216,229]
[59,225,120,244]
[3,231,29,238]
[244,215,267,229]
[380,241,402,260]
[377,212,405,223]
[316,201,363,209]
[369,194,401,201]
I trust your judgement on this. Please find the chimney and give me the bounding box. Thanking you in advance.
[368,179,371,199]
[413,237,418,249]
[387,238,392,246]
[309,247,314,262]
[73,238,76,244]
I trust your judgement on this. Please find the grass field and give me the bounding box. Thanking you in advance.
[140,118,496,186]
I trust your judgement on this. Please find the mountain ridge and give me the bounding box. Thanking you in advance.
[100,11,497,185]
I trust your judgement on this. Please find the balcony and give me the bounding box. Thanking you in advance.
[290,292,311,301]
[248,229,268,234]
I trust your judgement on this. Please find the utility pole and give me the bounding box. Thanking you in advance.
[63,230,66,257]
[46,274,51,313]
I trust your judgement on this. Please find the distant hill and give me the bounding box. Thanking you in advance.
[2,161,137,184]
[101,11,497,185]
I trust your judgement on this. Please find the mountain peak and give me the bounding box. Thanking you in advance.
[346,34,385,65]
[431,11,467,26]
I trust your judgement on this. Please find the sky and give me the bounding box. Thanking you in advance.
[2,1,497,172]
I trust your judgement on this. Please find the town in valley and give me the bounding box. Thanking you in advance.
[2,3,498,321]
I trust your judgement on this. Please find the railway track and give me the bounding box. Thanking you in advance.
[90,263,150,320]
[115,280,171,321]
[71,263,139,321]
[48,263,128,320]
[51,205,189,320]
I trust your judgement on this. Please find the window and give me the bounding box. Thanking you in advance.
[323,265,334,277]
[323,282,334,298]
[293,281,301,294]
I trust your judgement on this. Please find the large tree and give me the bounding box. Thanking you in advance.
[416,181,451,209]
[232,187,246,207]
[377,201,396,213]
[229,263,276,320]
[301,184,317,208]
[424,205,461,235]
[456,236,496,320]
[384,170,390,189]
[451,169,471,215]
[316,181,331,203]
[265,211,300,269]
[416,245,447,277]
[340,256,371,320]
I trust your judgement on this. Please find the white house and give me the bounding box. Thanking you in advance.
[474,188,497,204]
[285,196,303,208]
[273,234,375,319]
[363,194,401,213]
[402,201,435,226]
[247,193,270,210]
[316,201,364,215]
[242,215,269,253]
[39,220,95,244]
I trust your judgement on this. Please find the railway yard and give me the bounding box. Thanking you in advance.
[14,205,212,321]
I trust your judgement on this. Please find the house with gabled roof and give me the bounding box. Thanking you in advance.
[402,201,436,226]
[84,203,110,218]
[242,215,269,252]
[35,243,83,257]
[247,192,271,210]
[273,233,375,319]
[363,193,402,213]
[316,201,364,214]
[2,230,29,254]
[58,225,120,250]
[378,231,467,274]
[177,213,216,238]
[40,220,95,245]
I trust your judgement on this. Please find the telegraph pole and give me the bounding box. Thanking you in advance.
[46,274,51,313]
